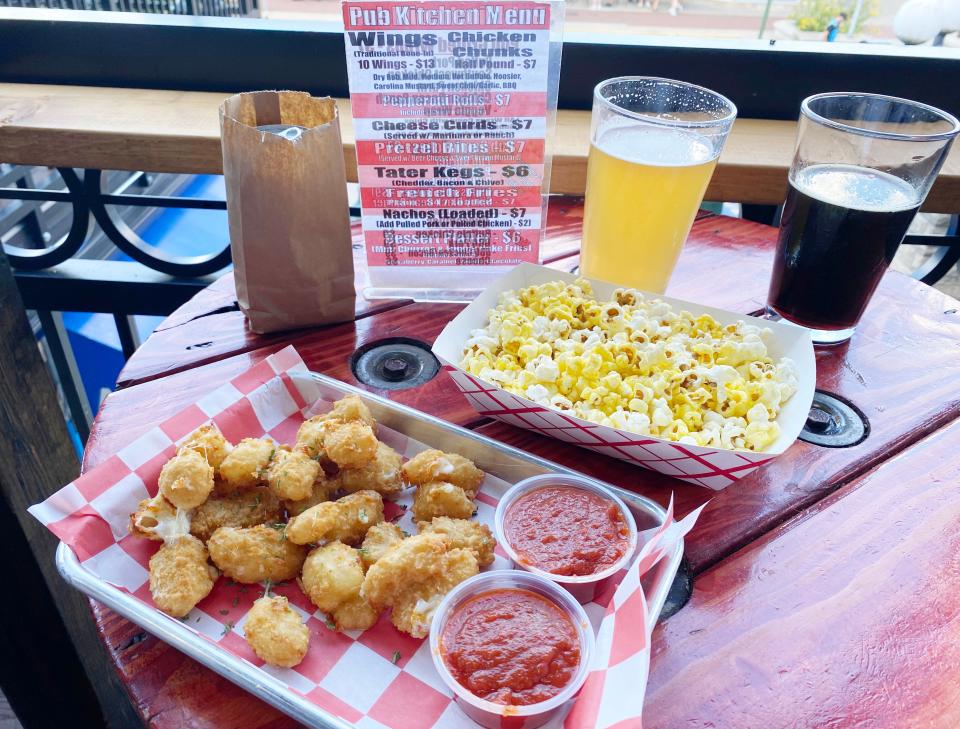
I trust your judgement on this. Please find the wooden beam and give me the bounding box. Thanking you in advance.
[2,83,958,212]
[0,248,142,729]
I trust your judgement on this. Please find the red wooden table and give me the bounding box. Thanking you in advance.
[81,199,960,728]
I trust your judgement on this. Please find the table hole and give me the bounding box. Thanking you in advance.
[798,391,869,448]
[351,337,440,391]
[659,558,693,621]
[120,632,150,651]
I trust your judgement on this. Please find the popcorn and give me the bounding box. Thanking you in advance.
[461,279,799,452]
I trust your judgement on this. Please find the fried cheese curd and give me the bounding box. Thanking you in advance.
[243,595,309,668]
[129,392,498,647]
[218,438,275,492]
[129,492,190,541]
[361,533,479,638]
[392,548,478,638]
[324,421,378,469]
[295,416,334,461]
[359,522,406,570]
[189,487,281,543]
[285,490,384,546]
[158,447,215,510]
[411,481,476,523]
[401,449,484,495]
[329,394,377,428]
[149,535,218,617]
[418,517,495,567]
[361,533,450,610]
[265,445,322,502]
[181,423,232,470]
[461,279,800,452]
[300,542,378,631]
[338,441,404,497]
[296,395,377,461]
[207,524,306,584]
[283,479,339,518]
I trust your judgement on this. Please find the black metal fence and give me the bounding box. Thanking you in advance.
[0,164,225,441]
[0,0,258,17]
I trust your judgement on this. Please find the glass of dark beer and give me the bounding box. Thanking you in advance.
[766,93,959,344]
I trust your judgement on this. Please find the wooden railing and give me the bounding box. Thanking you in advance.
[3,83,959,212]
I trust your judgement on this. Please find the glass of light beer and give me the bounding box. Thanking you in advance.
[767,93,959,344]
[580,77,736,293]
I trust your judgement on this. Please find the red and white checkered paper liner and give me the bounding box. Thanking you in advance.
[433,263,816,491]
[30,345,698,729]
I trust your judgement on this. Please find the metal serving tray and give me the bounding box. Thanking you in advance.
[57,371,683,729]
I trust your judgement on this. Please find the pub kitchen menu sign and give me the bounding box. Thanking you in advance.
[342,0,563,300]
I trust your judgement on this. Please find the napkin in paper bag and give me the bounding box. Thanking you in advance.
[220,91,355,333]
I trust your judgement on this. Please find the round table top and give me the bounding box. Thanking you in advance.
[82,200,960,729]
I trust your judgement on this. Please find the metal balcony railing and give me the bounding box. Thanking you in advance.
[0,0,258,17]
[0,164,227,444]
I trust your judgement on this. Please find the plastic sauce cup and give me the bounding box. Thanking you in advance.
[430,571,596,729]
[494,473,639,604]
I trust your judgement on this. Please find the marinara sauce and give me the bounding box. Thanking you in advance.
[504,486,630,576]
[439,588,581,706]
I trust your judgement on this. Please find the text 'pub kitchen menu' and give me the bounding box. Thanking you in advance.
[343,1,558,281]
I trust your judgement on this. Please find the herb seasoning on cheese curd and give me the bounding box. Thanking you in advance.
[461,279,798,452]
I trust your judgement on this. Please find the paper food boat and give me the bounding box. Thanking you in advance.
[433,263,816,490]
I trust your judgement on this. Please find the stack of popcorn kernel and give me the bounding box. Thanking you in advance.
[461,279,799,452]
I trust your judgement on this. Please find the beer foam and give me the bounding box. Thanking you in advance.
[594,125,716,167]
[793,163,920,212]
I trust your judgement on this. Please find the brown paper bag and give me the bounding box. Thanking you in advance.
[220,91,355,334]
